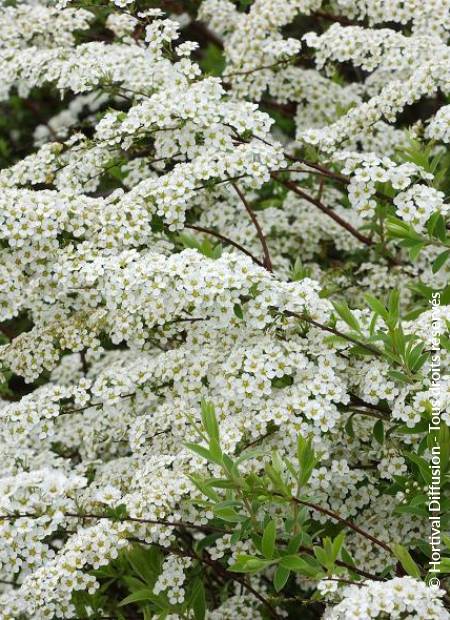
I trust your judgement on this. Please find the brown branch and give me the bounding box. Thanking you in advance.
[285,310,382,357]
[0,512,228,534]
[285,156,398,211]
[286,495,392,554]
[347,407,389,421]
[79,350,89,375]
[284,155,350,184]
[231,182,273,271]
[274,174,373,246]
[224,58,294,80]
[185,224,265,268]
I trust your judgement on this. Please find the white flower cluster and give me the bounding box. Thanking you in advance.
[300,24,450,151]
[200,0,321,99]
[0,5,92,50]
[0,1,448,619]
[334,0,450,37]
[338,152,448,228]
[323,577,449,620]
[153,556,192,604]
[393,184,448,230]
[427,104,450,143]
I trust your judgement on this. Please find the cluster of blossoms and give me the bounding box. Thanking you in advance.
[338,152,449,228]
[0,0,449,619]
[427,104,450,143]
[153,556,192,604]
[321,577,449,619]
[333,0,450,36]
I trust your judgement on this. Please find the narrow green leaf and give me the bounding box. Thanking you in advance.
[208,437,223,463]
[200,400,219,442]
[185,442,217,463]
[287,532,304,554]
[127,547,159,585]
[439,558,450,573]
[388,370,412,384]
[333,301,361,332]
[331,533,345,561]
[119,589,155,607]
[432,250,450,273]
[393,544,421,578]
[408,242,426,260]
[373,420,385,445]
[191,579,206,620]
[273,565,290,591]
[404,452,432,485]
[280,555,319,576]
[233,303,244,319]
[297,435,317,487]
[387,289,400,323]
[229,555,274,573]
[365,294,388,320]
[261,520,276,560]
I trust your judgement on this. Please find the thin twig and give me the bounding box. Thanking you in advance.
[186,224,265,268]
[286,496,392,554]
[285,310,382,357]
[231,182,273,271]
[274,175,373,246]
[0,512,227,534]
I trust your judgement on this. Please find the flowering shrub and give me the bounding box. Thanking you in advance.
[0,1,449,619]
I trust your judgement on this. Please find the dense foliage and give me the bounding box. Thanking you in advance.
[0,1,449,618]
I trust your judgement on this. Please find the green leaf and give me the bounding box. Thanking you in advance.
[179,232,201,250]
[287,532,304,554]
[190,579,206,620]
[373,420,385,445]
[313,546,329,569]
[185,442,217,464]
[388,370,412,384]
[404,451,432,485]
[386,218,416,239]
[150,214,164,233]
[127,547,160,585]
[200,400,219,442]
[186,441,224,466]
[273,565,290,592]
[221,453,240,480]
[331,533,345,561]
[208,437,223,463]
[345,415,355,438]
[432,250,450,273]
[365,294,388,320]
[341,547,355,567]
[279,555,319,576]
[439,558,450,573]
[333,301,361,332]
[233,303,244,319]
[229,555,274,573]
[443,535,450,551]
[387,289,400,323]
[408,242,426,260]
[441,286,450,305]
[213,506,245,523]
[297,435,317,487]
[392,544,421,578]
[118,589,155,607]
[199,43,225,76]
[427,213,447,243]
[261,520,276,560]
